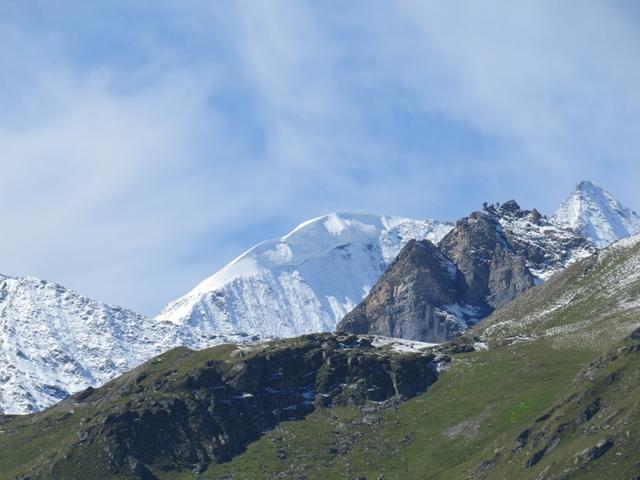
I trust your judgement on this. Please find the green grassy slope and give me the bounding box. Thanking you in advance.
[479,235,640,351]
[205,340,594,480]
[474,329,640,480]
[204,236,640,479]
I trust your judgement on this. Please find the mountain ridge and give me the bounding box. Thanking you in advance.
[2,231,639,478]
[0,275,258,415]
[338,198,595,342]
[1,180,638,415]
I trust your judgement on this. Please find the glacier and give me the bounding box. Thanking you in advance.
[155,212,454,338]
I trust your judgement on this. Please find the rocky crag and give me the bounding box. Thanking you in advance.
[338,200,593,342]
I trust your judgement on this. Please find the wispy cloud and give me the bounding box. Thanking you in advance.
[0,1,638,313]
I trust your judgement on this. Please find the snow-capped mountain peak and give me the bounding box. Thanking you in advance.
[155,212,454,336]
[553,180,640,248]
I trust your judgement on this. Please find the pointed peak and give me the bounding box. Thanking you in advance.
[399,238,439,256]
[553,181,640,248]
[577,179,598,188]
[575,180,605,195]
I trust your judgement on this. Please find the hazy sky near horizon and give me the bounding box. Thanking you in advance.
[1,1,639,314]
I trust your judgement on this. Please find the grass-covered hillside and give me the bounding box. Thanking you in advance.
[0,334,439,479]
[479,234,640,351]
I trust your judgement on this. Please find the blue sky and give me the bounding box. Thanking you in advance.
[1,1,639,315]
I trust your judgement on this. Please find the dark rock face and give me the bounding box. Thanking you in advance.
[338,201,593,342]
[47,334,438,477]
[439,207,536,309]
[487,247,533,308]
[337,240,474,342]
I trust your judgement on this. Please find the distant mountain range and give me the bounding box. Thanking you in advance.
[157,180,640,339]
[1,180,638,414]
[0,276,254,414]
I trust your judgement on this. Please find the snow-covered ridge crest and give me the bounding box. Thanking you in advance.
[489,200,594,281]
[0,275,168,414]
[611,232,640,249]
[155,212,453,337]
[192,212,450,293]
[553,180,640,248]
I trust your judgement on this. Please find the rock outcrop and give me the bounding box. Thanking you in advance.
[337,239,476,342]
[438,203,537,309]
[338,201,594,342]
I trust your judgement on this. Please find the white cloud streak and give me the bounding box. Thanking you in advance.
[0,0,638,313]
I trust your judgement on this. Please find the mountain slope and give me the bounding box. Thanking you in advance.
[480,233,640,350]
[155,212,453,338]
[0,276,171,414]
[553,180,640,248]
[470,327,640,480]
[4,234,640,479]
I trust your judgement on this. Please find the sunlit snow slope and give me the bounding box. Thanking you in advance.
[156,213,453,338]
[0,276,258,414]
[0,276,175,414]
